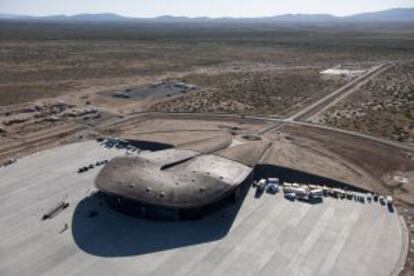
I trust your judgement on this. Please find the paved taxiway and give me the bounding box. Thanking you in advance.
[0,141,407,276]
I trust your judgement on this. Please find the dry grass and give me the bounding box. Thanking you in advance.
[0,21,413,106]
[151,68,344,116]
[315,62,414,143]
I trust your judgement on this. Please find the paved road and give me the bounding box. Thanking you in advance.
[115,62,411,152]
[285,64,389,122]
[0,141,406,276]
[125,63,411,152]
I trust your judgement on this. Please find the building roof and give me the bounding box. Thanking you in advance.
[95,149,251,208]
[95,134,272,209]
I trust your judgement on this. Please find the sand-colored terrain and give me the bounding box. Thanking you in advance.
[314,62,414,144]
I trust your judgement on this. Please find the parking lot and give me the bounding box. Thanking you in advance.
[0,141,407,276]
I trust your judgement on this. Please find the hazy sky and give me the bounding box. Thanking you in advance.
[1,0,413,17]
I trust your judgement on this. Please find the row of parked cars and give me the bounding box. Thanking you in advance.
[253,178,280,194]
[253,178,393,207]
[253,178,323,202]
[77,160,108,173]
[282,183,323,202]
[321,186,393,206]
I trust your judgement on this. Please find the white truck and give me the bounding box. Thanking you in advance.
[256,179,267,192]
[284,186,309,200]
[309,188,323,199]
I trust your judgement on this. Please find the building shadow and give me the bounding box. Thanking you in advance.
[71,177,251,257]
[254,188,264,198]
[297,197,324,205]
[126,139,174,151]
[72,163,367,257]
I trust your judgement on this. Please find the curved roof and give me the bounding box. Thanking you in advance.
[95,151,251,208]
[95,133,271,209]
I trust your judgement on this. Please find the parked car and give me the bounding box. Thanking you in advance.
[284,192,297,200]
[268,178,279,185]
[309,188,323,199]
[329,188,342,198]
[266,183,279,194]
[386,195,393,206]
[322,186,329,197]
[266,178,279,194]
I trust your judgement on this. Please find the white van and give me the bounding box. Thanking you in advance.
[256,179,267,192]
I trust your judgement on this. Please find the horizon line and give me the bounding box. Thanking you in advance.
[1,6,413,19]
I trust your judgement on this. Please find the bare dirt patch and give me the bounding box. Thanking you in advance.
[282,124,414,205]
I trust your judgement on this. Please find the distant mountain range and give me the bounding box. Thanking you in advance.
[0,8,413,23]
